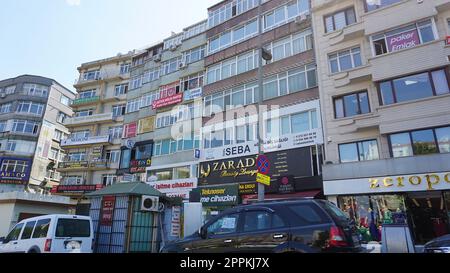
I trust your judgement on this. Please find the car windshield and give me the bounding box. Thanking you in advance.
[55,219,90,238]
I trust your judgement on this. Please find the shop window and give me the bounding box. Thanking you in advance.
[339,139,379,163]
[436,127,450,153]
[411,129,438,155]
[334,91,370,118]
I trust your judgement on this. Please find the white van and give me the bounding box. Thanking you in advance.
[0,215,93,253]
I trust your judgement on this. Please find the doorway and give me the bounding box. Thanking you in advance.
[406,192,449,245]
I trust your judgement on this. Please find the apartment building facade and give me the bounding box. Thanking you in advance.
[190,0,325,220]
[120,21,207,203]
[0,75,75,194]
[54,53,133,213]
[312,0,450,244]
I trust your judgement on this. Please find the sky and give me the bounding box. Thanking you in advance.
[0,0,215,92]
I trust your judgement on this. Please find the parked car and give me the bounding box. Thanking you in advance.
[0,214,93,253]
[161,199,363,253]
[423,235,450,253]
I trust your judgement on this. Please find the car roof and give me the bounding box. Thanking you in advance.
[221,198,320,214]
[18,214,91,223]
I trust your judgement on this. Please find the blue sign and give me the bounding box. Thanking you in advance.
[257,155,270,175]
[194,149,201,159]
[0,157,32,185]
[183,88,203,101]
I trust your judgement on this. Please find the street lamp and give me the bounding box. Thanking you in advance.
[256,0,272,202]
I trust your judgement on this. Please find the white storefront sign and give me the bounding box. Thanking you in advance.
[262,128,323,153]
[324,172,450,196]
[201,141,259,162]
[171,206,181,237]
[61,135,110,147]
[183,87,202,101]
[147,178,197,200]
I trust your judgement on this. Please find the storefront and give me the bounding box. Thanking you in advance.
[324,172,450,245]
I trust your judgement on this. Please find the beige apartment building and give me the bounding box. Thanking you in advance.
[312,0,450,245]
[54,52,134,214]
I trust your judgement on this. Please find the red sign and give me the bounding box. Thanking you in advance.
[257,155,270,175]
[446,36,450,45]
[51,184,103,194]
[152,93,183,109]
[101,196,116,226]
[123,122,137,139]
[387,29,420,52]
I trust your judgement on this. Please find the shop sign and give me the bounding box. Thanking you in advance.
[58,161,89,169]
[201,141,259,162]
[52,184,103,194]
[387,29,420,52]
[147,178,197,199]
[138,116,155,134]
[61,135,110,147]
[256,173,271,186]
[199,185,239,207]
[101,196,116,226]
[171,206,181,237]
[89,160,108,169]
[324,172,450,196]
[277,176,295,194]
[166,191,191,199]
[239,183,258,195]
[152,93,183,109]
[183,87,203,101]
[123,122,137,139]
[199,155,258,185]
[446,36,450,45]
[91,146,103,161]
[265,147,313,180]
[0,158,32,185]
[130,158,152,173]
[262,128,323,153]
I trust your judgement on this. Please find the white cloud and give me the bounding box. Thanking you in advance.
[66,0,81,6]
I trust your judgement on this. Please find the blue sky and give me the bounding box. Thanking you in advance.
[0,0,214,91]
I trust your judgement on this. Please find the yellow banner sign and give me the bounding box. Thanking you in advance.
[138,116,155,134]
[256,173,271,186]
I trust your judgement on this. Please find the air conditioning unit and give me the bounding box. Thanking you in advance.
[154,54,162,62]
[295,14,308,24]
[0,93,6,98]
[141,195,160,212]
[178,61,188,69]
[169,45,177,51]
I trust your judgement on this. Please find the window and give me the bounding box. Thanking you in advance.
[329,47,362,73]
[68,152,87,162]
[112,104,126,117]
[126,98,140,113]
[208,19,258,54]
[109,126,123,140]
[207,214,239,235]
[83,70,100,81]
[102,175,118,186]
[130,76,143,90]
[136,143,153,160]
[334,91,370,118]
[57,112,67,124]
[153,133,200,156]
[60,95,70,106]
[106,150,120,163]
[21,221,36,240]
[78,89,96,99]
[70,130,90,140]
[74,109,93,117]
[390,126,450,158]
[174,166,190,179]
[325,7,356,33]
[0,121,7,132]
[142,68,161,84]
[5,223,24,242]
[64,176,83,185]
[265,110,318,138]
[365,0,405,12]
[114,84,128,96]
[56,219,91,238]
[53,129,63,141]
[0,103,11,114]
[181,72,204,92]
[379,69,449,105]
[5,85,16,94]
[264,0,310,30]
[287,204,329,226]
[243,211,286,232]
[339,140,379,163]
[23,84,49,97]
[6,141,16,152]
[208,0,259,28]
[265,29,313,64]
[161,56,182,76]
[206,50,258,84]
[184,21,207,40]
[17,101,44,115]
[371,19,436,56]
[32,219,51,239]
[12,120,39,134]
[184,45,206,64]
[120,63,131,74]
[50,148,59,160]
[140,91,159,109]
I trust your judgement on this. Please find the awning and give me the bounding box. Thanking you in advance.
[242,190,322,203]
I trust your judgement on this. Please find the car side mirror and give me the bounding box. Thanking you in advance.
[199,227,207,239]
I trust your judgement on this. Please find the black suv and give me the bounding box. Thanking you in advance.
[161,199,363,253]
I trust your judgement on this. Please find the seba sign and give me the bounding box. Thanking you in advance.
[201,141,258,162]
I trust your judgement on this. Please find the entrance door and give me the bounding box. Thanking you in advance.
[406,192,449,244]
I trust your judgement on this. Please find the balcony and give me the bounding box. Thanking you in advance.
[328,22,365,46]
[60,135,112,148]
[74,69,130,88]
[332,65,372,88]
[63,113,116,127]
[71,96,100,107]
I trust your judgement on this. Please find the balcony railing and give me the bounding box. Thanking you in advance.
[61,135,111,147]
[63,113,115,126]
[71,96,100,106]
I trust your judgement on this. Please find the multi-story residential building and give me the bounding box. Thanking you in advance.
[0,75,75,194]
[54,52,134,214]
[312,0,450,244]
[121,20,207,207]
[191,0,325,220]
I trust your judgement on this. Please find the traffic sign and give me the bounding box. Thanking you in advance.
[256,173,271,186]
[257,155,270,175]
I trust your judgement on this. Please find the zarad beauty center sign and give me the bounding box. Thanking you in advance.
[387,29,420,52]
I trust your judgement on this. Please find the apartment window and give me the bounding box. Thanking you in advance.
[163,35,183,50]
[379,69,450,105]
[17,101,45,116]
[53,129,63,141]
[83,70,100,81]
[6,141,16,152]
[57,112,67,123]
[68,152,87,162]
[0,103,12,114]
[372,19,436,56]
[109,126,123,140]
[206,50,258,84]
[390,126,450,158]
[5,85,16,94]
[365,0,403,12]
[203,124,257,148]
[120,63,131,74]
[329,47,362,73]
[265,29,313,64]
[60,95,70,106]
[208,19,258,54]
[263,64,317,100]
[334,91,370,118]
[112,104,126,117]
[126,98,140,113]
[78,89,96,99]
[130,76,143,90]
[339,140,379,163]
[70,130,90,140]
[114,84,128,96]
[264,0,310,30]
[106,150,121,163]
[184,45,206,64]
[12,120,39,134]
[142,68,160,84]
[64,176,83,185]
[184,21,207,40]
[1,160,29,173]
[325,7,356,33]
[161,56,183,75]
[102,175,118,186]
[153,133,200,156]
[50,148,59,160]
[208,2,233,28]
[265,110,318,139]
[0,122,6,132]
[181,73,204,92]
[75,109,94,117]
[24,84,49,97]
[136,143,153,160]
[140,92,159,109]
